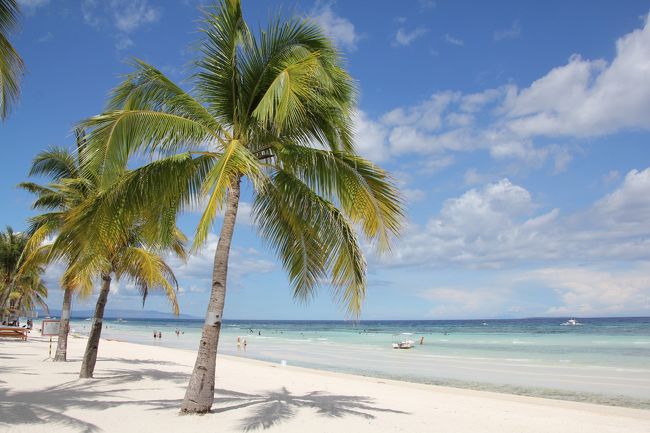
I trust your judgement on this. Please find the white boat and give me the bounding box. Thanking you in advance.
[561,319,583,326]
[392,333,415,349]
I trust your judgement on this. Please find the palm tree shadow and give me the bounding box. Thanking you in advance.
[0,381,130,433]
[213,387,409,431]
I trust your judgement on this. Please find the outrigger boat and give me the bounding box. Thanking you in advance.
[392,333,415,349]
[561,319,583,326]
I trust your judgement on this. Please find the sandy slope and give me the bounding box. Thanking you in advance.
[1,334,648,433]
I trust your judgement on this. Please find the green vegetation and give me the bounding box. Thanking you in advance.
[4,0,402,415]
[0,0,24,120]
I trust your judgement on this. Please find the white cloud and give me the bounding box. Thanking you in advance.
[444,33,464,46]
[420,285,511,318]
[311,4,360,51]
[502,14,650,137]
[394,27,428,47]
[36,32,53,43]
[167,234,275,292]
[17,0,49,14]
[592,168,650,229]
[376,167,650,269]
[532,266,650,316]
[402,188,426,203]
[81,0,160,49]
[111,0,160,33]
[115,36,134,51]
[353,13,650,173]
[353,110,390,162]
[494,20,521,41]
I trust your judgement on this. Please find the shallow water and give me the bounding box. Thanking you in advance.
[70,317,650,408]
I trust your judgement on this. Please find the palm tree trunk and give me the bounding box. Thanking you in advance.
[53,287,72,362]
[79,274,111,378]
[181,177,241,414]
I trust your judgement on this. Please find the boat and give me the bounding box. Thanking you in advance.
[561,319,583,326]
[392,333,415,349]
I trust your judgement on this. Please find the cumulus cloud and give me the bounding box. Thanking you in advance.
[310,4,360,51]
[420,285,512,318]
[166,233,275,292]
[502,15,650,137]
[353,14,650,172]
[376,167,650,269]
[532,266,650,316]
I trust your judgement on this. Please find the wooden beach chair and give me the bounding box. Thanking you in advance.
[0,326,28,341]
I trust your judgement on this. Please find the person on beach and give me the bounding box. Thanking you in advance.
[158,331,162,339]
[237,336,241,350]
[153,331,157,340]
[419,336,424,345]
[243,339,247,351]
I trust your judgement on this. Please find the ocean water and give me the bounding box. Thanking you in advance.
[69,317,650,409]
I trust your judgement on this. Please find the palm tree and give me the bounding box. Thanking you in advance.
[72,224,186,378]
[0,226,48,320]
[0,0,24,120]
[79,0,403,413]
[19,131,97,361]
[19,131,187,372]
[24,146,188,377]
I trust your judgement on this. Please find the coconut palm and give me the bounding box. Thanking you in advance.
[71,223,187,378]
[0,226,48,320]
[19,131,98,361]
[0,0,24,119]
[79,0,403,413]
[19,131,187,373]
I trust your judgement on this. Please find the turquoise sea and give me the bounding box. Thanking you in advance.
[69,317,650,409]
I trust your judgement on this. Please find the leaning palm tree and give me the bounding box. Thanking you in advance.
[79,0,403,413]
[0,227,48,319]
[33,146,189,377]
[0,0,24,119]
[19,131,97,361]
[68,224,186,378]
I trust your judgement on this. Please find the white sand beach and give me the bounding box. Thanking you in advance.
[1,334,649,433]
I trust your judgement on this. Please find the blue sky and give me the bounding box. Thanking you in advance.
[2,0,650,319]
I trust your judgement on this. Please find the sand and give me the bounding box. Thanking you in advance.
[1,334,649,433]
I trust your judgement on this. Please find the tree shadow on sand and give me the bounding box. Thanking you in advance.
[0,368,409,433]
[213,387,409,431]
[0,380,133,433]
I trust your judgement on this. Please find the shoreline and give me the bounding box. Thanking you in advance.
[2,334,649,433]
[76,328,650,410]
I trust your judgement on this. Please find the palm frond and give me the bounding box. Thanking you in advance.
[194,140,264,250]
[28,147,79,180]
[275,144,404,250]
[0,0,23,120]
[254,170,366,316]
[196,0,250,124]
[115,246,179,315]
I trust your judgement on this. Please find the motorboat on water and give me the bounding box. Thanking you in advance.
[392,333,415,349]
[561,319,583,326]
